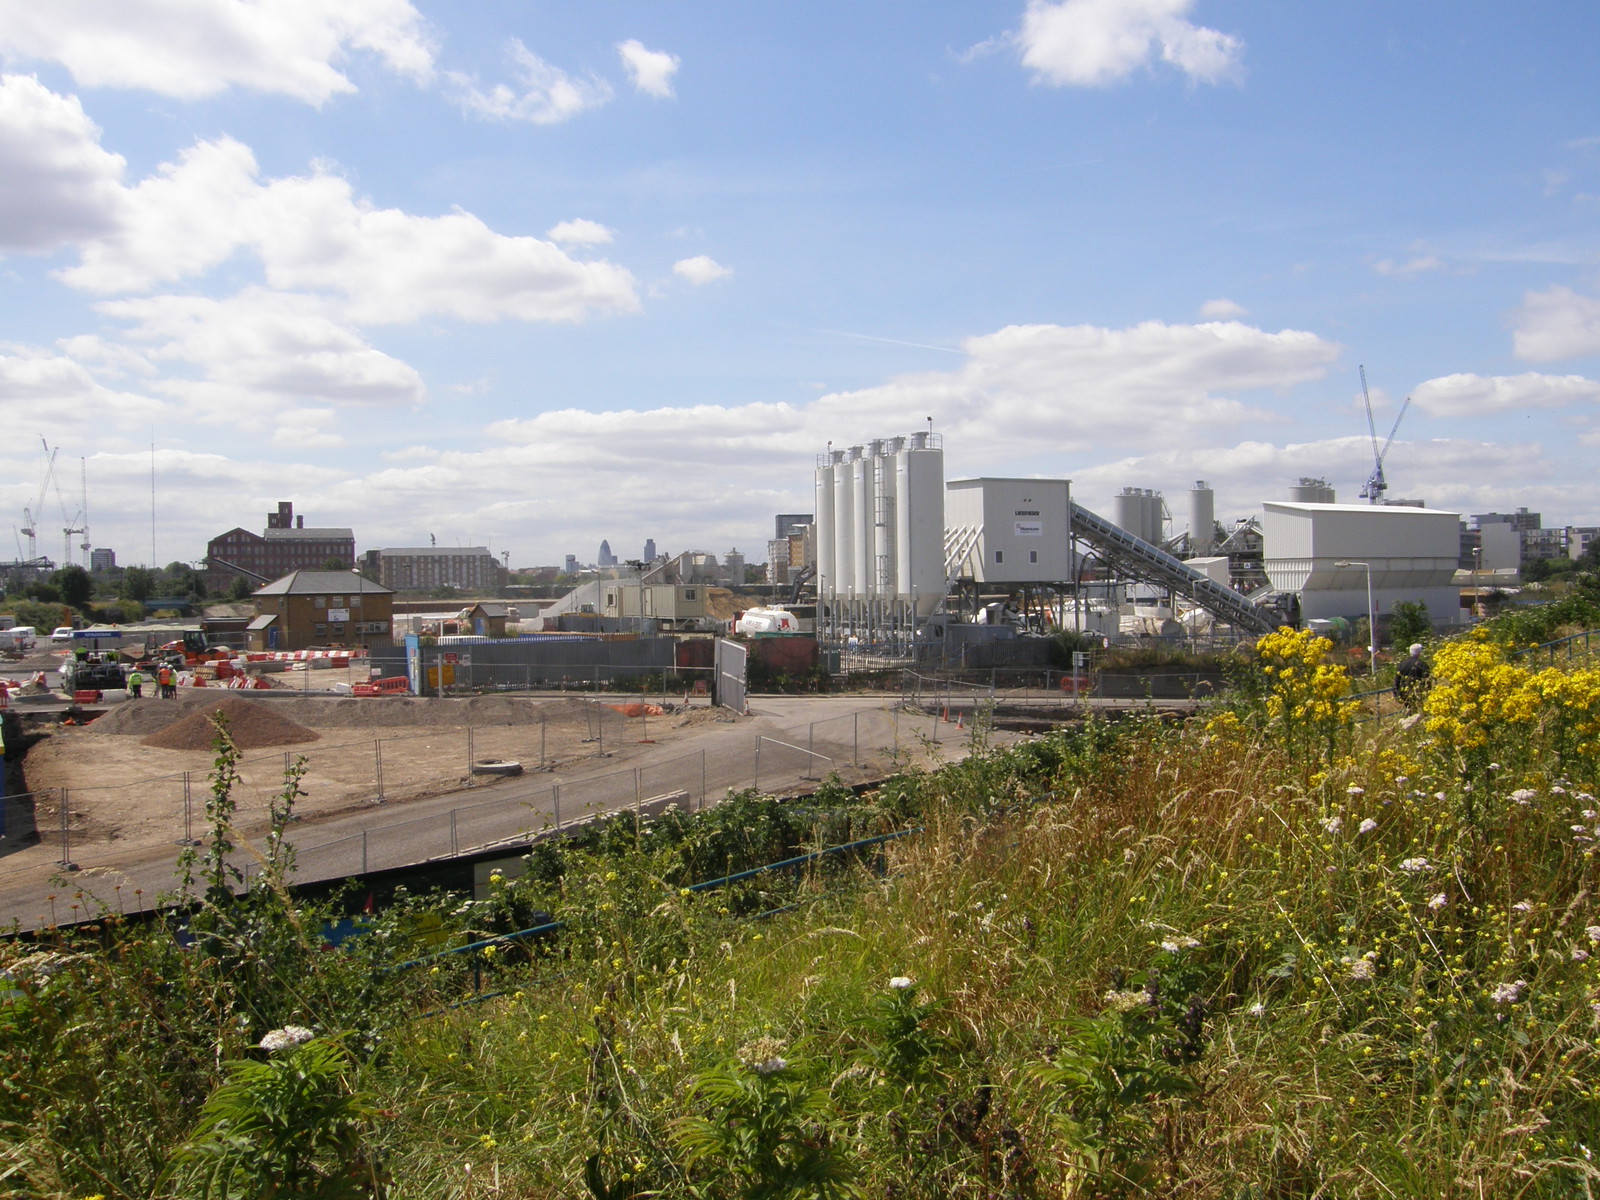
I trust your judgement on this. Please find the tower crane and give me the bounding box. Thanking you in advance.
[1358,365,1411,504]
[19,438,59,562]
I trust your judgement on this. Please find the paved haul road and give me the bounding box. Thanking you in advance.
[0,695,1013,932]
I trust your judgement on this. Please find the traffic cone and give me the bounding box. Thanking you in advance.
[956,712,964,729]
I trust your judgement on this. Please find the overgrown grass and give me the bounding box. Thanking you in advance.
[4,623,1600,1197]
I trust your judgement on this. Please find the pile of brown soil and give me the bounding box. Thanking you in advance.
[140,696,320,751]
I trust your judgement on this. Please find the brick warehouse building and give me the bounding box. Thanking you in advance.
[206,502,355,592]
[246,570,394,651]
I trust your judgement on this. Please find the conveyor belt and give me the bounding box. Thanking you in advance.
[1068,501,1277,634]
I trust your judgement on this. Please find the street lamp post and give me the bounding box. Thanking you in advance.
[1335,559,1376,677]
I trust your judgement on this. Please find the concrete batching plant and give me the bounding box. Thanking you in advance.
[814,432,945,643]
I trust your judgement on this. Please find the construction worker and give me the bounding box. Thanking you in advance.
[1394,643,1431,713]
[127,668,144,699]
[157,663,174,698]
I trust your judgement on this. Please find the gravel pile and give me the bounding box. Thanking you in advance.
[140,697,320,751]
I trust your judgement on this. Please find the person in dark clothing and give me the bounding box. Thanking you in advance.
[1394,643,1431,712]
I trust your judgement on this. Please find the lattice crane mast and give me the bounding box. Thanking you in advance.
[1358,365,1411,504]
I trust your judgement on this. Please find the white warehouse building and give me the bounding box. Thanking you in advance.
[1262,502,1463,624]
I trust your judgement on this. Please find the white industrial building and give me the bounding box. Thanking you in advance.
[1262,502,1463,624]
[945,478,1073,582]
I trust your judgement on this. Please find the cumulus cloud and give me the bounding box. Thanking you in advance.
[1512,285,1600,361]
[95,290,428,425]
[547,218,615,246]
[0,0,435,104]
[808,319,1338,459]
[673,255,732,285]
[1199,297,1246,319]
[0,343,162,425]
[56,137,640,323]
[1410,371,1600,417]
[617,39,679,97]
[0,73,126,252]
[447,39,611,124]
[1018,0,1243,88]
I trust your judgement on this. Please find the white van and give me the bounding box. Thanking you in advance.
[52,626,76,643]
[0,626,36,651]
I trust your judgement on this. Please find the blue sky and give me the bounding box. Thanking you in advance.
[2,1,1599,571]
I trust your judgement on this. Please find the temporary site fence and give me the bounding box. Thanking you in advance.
[14,701,976,901]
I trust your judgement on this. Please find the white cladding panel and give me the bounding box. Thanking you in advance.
[896,441,945,617]
[1263,502,1459,561]
[947,478,1072,583]
[1263,502,1462,599]
[833,449,857,596]
[814,459,835,597]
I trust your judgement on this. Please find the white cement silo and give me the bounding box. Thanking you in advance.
[853,441,880,604]
[1189,481,1214,557]
[895,431,946,620]
[833,447,858,598]
[1115,488,1146,540]
[814,451,837,598]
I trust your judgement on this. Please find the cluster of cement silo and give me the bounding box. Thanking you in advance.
[814,432,946,639]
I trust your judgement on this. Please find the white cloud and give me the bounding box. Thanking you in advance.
[447,39,611,124]
[95,290,428,424]
[57,138,640,323]
[1199,297,1246,319]
[271,406,344,449]
[673,255,732,285]
[808,319,1337,459]
[1373,255,1443,277]
[547,219,615,246]
[0,0,435,104]
[1512,285,1600,361]
[1018,0,1243,88]
[1410,371,1600,417]
[617,39,679,98]
[0,343,162,424]
[57,136,262,291]
[0,73,125,252]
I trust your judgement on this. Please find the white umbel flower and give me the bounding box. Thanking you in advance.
[259,1025,316,1052]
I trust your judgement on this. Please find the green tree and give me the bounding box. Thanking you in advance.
[121,565,155,603]
[51,564,93,610]
[229,575,256,602]
[8,599,68,633]
[1387,599,1430,648]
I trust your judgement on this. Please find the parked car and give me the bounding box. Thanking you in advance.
[52,626,76,643]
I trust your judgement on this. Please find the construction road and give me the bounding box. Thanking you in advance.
[0,694,1031,933]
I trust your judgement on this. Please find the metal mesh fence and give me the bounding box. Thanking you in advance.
[18,701,970,893]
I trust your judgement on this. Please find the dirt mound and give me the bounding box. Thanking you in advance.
[140,696,320,751]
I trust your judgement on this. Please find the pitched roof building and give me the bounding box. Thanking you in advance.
[247,569,394,652]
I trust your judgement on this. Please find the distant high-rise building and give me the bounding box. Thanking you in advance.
[563,554,579,576]
[643,538,656,561]
[598,539,616,567]
[775,513,812,539]
[90,547,116,572]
